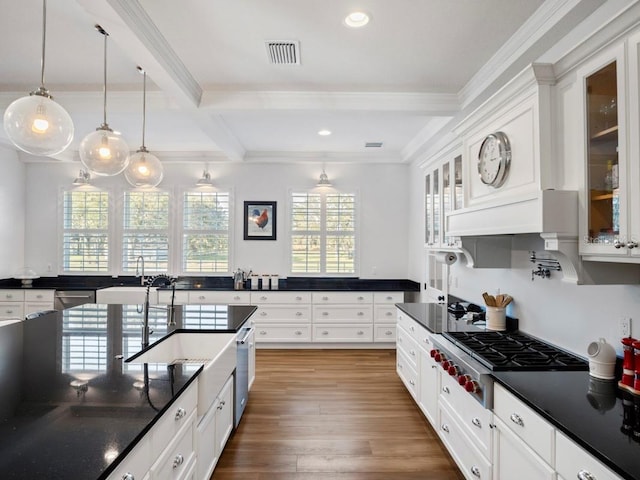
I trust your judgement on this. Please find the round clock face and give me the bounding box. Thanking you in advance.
[477,132,511,188]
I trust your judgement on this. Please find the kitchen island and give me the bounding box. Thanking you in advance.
[0,303,256,480]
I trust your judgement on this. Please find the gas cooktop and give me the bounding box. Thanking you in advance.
[443,331,588,372]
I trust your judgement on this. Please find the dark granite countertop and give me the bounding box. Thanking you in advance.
[0,275,420,292]
[0,303,256,480]
[492,369,640,479]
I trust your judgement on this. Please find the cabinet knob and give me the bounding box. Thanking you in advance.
[386,296,393,300]
[442,386,450,394]
[174,407,186,420]
[260,330,267,335]
[409,379,415,386]
[234,296,241,300]
[509,413,524,427]
[322,311,329,316]
[470,465,481,478]
[628,241,639,249]
[357,330,364,335]
[357,311,364,316]
[577,470,596,480]
[260,311,268,316]
[614,239,625,249]
[296,296,302,301]
[357,296,364,301]
[198,295,205,300]
[322,331,329,335]
[295,330,302,335]
[472,417,482,428]
[385,311,392,316]
[441,423,450,433]
[322,296,329,301]
[260,296,268,300]
[385,330,393,335]
[172,454,184,469]
[121,474,135,480]
[296,311,303,316]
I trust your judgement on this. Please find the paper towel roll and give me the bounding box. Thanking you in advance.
[435,252,457,265]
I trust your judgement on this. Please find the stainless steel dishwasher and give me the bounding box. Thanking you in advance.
[54,290,96,310]
[235,325,254,427]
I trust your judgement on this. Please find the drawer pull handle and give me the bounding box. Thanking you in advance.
[423,338,430,344]
[386,311,393,316]
[322,311,329,316]
[357,330,364,335]
[577,471,596,480]
[410,349,416,356]
[510,413,524,427]
[121,474,135,480]
[217,400,226,410]
[260,330,267,335]
[295,330,302,335]
[442,386,450,394]
[36,294,43,299]
[172,454,184,469]
[470,465,481,477]
[174,407,186,420]
[385,330,393,335]
[357,311,364,316]
[410,326,415,332]
[6,310,13,314]
[6,294,12,299]
[322,296,329,301]
[296,311,303,316]
[198,295,205,300]
[260,296,268,300]
[472,417,482,428]
[260,311,268,316]
[322,331,329,335]
[357,296,364,301]
[386,296,393,300]
[409,380,415,386]
[234,296,241,300]
[441,424,450,433]
[296,296,302,301]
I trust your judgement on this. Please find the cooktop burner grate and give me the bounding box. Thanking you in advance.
[443,331,588,371]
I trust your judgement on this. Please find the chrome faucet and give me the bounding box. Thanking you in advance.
[142,274,176,349]
[135,255,146,285]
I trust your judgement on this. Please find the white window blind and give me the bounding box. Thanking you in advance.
[122,191,169,273]
[61,305,108,373]
[290,192,356,274]
[183,191,230,273]
[62,190,109,272]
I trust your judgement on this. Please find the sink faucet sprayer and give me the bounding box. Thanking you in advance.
[135,255,145,285]
[142,274,177,349]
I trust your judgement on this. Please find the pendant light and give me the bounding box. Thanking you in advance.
[72,169,91,186]
[124,67,163,187]
[3,0,74,156]
[196,170,213,186]
[317,168,332,186]
[79,25,129,176]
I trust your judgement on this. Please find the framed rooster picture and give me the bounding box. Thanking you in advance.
[244,201,277,240]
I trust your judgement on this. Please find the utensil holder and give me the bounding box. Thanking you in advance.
[486,306,506,331]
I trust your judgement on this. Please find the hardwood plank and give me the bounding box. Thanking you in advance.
[211,349,464,480]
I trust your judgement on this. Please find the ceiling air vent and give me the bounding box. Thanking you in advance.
[365,142,384,148]
[265,40,300,65]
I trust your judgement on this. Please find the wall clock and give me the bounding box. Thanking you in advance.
[477,131,511,188]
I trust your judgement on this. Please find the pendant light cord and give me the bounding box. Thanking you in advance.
[94,24,110,128]
[142,70,147,148]
[40,0,47,89]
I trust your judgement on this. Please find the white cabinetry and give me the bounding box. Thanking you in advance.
[187,291,250,305]
[373,292,401,342]
[556,431,622,480]
[0,289,55,319]
[492,383,555,480]
[312,292,373,343]
[251,291,312,343]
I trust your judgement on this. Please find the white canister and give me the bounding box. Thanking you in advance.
[587,338,617,380]
[271,274,279,290]
[486,306,506,331]
[250,274,259,290]
[261,275,270,290]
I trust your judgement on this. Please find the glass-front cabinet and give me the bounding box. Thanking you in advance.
[425,152,463,249]
[580,44,635,259]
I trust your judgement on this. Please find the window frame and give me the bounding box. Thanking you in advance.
[288,188,359,277]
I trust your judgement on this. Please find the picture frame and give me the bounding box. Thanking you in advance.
[244,201,277,240]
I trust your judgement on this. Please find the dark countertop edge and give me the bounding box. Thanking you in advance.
[0,276,420,292]
[97,368,201,480]
[491,375,633,480]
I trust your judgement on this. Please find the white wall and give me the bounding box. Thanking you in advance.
[23,161,410,279]
[0,146,25,278]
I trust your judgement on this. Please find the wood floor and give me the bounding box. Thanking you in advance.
[211,349,464,480]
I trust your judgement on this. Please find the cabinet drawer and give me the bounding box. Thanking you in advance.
[0,304,23,318]
[313,305,373,323]
[374,305,397,323]
[187,290,250,304]
[373,292,403,304]
[255,305,311,322]
[312,292,373,304]
[494,382,554,465]
[24,289,54,302]
[396,349,418,399]
[374,324,397,342]
[250,291,311,304]
[158,290,190,305]
[556,431,622,480]
[151,416,196,480]
[439,372,492,460]
[313,324,373,342]
[439,400,492,480]
[255,324,311,342]
[396,327,419,369]
[24,302,54,316]
[0,290,24,302]
[151,382,197,455]
[105,435,153,480]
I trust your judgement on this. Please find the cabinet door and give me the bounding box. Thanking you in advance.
[215,376,234,454]
[579,43,631,257]
[492,416,555,480]
[425,173,433,246]
[627,31,640,258]
[248,329,256,390]
[425,250,448,302]
[419,350,440,425]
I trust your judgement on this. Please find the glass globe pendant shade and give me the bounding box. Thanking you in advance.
[124,148,163,187]
[3,89,74,156]
[79,126,130,176]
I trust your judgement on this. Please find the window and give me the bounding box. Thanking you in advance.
[290,192,356,274]
[183,191,230,273]
[122,191,170,273]
[62,190,109,272]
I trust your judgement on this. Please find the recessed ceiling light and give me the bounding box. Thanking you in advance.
[344,11,370,28]
[318,129,332,136]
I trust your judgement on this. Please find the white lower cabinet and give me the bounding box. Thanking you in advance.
[439,400,492,480]
[556,431,622,480]
[0,289,55,319]
[418,347,439,425]
[150,412,196,480]
[196,375,234,480]
[313,324,373,342]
